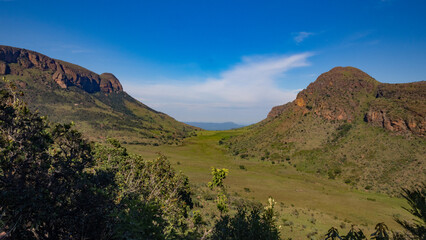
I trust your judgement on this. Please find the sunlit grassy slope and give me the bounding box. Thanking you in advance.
[126,130,411,239]
[1,66,196,144]
[225,68,426,195]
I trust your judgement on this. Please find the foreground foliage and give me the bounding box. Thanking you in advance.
[210,206,280,240]
[0,82,116,238]
[94,139,195,239]
[0,80,196,239]
[0,79,282,239]
[395,183,426,240]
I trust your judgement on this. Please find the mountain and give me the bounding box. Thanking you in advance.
[185,122,246,130]
[0,45,197,144]
[225,67,425,194]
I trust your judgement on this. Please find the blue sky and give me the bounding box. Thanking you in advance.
[1,0,425,124]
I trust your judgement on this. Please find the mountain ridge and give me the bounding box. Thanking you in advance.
[267,66,425,136]
[0,45,122,93]
[0,45,197,144]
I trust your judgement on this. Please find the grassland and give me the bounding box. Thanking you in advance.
[125,130,412,239]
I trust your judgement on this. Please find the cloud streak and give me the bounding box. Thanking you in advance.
[126,53,312,124]
[293,32,314,43]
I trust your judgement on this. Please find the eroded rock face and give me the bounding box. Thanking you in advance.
[100,73,123,93]
[365,110,425,136]
[365,82,426,136]
[0,45,123,94]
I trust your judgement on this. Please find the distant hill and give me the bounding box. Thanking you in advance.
[225,67,425,194]
[185,122,246,130]
[0,45,197,144]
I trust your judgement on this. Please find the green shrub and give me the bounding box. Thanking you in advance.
[210,198,280,240]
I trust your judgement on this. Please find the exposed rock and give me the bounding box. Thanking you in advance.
[0,61,9,75]
[267,67,425,136]
[100,73,123,93]
[295,66,379,122]
[365,81,425,136]
[0,45,123,94]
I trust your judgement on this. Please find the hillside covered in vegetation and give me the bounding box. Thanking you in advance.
[0,45,197,145]
[225,67,425,194]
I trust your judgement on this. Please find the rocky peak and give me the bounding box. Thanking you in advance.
[0,45,123,94]
[294,67,379,122]
[267,67,425,136]
[310,66,378,90]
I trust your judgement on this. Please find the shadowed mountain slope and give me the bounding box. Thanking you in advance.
[226,67,425,194]
[0,45,197,144]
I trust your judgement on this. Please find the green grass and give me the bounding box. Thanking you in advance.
[125,130,412,239]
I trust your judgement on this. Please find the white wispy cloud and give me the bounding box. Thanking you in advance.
[293,32,314,43]
[125,53,312,124]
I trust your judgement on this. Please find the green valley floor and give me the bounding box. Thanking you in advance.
[125,130,411,240]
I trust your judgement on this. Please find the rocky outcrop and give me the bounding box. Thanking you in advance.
[364,109,424,135]
[365,82,425,136]
[268,67,379,121]
[0,45,123,94]
[268,67,425,136]
[100,73,123,93]
[294,67,379,122]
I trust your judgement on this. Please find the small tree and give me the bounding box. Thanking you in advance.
[208,167,229,190]
[208,167,229,215]
[325,227,343,240]
[343,225,366,240]
[370,223,390,240]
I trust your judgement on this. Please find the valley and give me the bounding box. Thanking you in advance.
[1,45,424,239]
[126,130,412,239]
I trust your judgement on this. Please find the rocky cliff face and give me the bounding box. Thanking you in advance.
[365,82,425,136]
[294,67,379,122]
[0,45,123,93]
[268,67,425,136]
